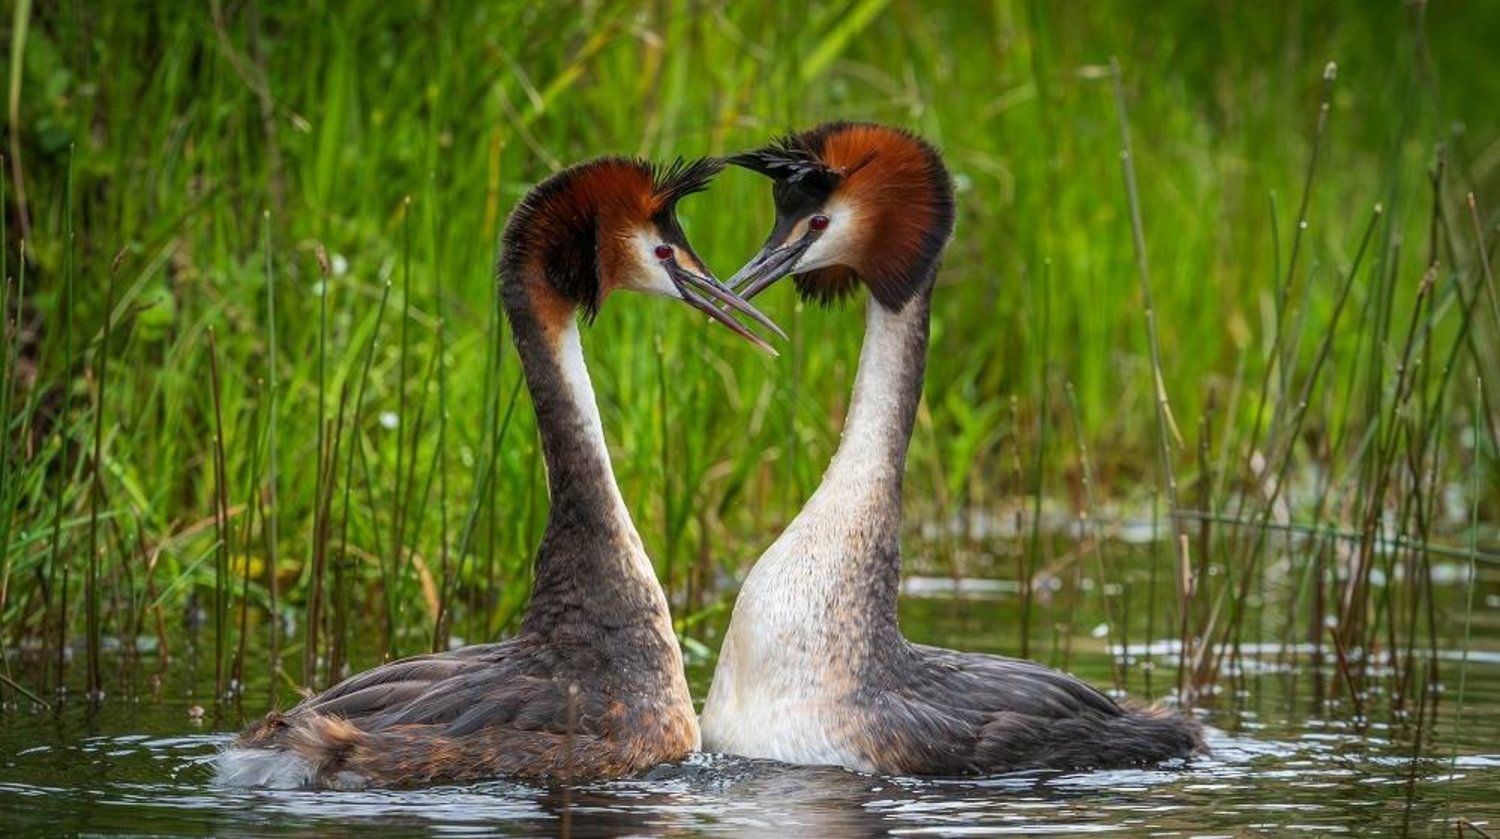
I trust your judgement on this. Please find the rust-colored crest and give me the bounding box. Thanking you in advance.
[733,123,954,310]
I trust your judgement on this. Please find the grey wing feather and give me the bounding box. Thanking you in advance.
[874,644,1197,773]
[289,638,605,739]
[900,645,1124,719]
[295,642,516,723]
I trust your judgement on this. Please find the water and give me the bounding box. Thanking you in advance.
[2,569,1497,835]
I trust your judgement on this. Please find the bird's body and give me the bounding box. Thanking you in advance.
[223,311,697,789]
[228,630,696,789]
[701,123,1201,775]
[219,157,775,789]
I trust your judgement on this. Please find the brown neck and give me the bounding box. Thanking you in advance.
[501,272,668,638]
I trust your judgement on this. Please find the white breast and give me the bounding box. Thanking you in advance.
[214,747,316,789]
[698,528,874,770]
[699,296,924,773]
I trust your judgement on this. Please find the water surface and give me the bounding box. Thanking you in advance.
[3,567,1497,836]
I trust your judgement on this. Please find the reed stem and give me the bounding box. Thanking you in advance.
[334,280,391,680]
[1109,60,1190,698]
[44,147,77,694]
[206,328,230,700]
[388,196,414,658]
[83,251,122,702]
[1020,259,1050,659]
[1064,381,1121,691]
[305,245,332,688]
[262,211,281,685]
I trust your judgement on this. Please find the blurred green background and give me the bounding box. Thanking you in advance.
[1,1,1495,687]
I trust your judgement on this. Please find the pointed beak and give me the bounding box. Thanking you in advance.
[726,235,814,300]
[665,262,786,355]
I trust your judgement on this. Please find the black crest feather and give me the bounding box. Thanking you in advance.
[730,122,953,312]
[727,134,839,189]
[727,129,879,189]
[651,156,724,210]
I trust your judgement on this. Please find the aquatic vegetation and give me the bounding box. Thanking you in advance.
[0,4,1493,827]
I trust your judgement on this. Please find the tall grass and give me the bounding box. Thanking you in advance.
[0,1,1493,725]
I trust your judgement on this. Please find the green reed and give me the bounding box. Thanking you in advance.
[232,374,267,692]
[0,2,1491,724]
[334,279,391,679]
[261,211,282,685]
[1019,259,1050,660]
[431,182,452,655]
[0,156,12,664]
[304,245,330,688]
[388,196,414,658]
[1065,381,1121,692]
[42,147,75,694]
[83,250,120,702]
[1108,60,1193,699]
[206,327,229,699]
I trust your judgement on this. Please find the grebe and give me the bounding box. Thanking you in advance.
[699,123,1202,775]
[219,156,782,789]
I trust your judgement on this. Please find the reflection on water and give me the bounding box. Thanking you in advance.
[2,574,1497,835]
[1,721,1496,835]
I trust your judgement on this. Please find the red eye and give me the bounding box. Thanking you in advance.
[809,214,830,231]
[654,244,674,260]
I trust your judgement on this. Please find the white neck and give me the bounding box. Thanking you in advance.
[553,320,619,492]
[812,297,924,508]
[731,290,930,608]
[700,289,931,761]
[549,318,648,565]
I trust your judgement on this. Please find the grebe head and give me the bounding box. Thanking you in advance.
[502,156,781,349]
[725,122,955,310]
